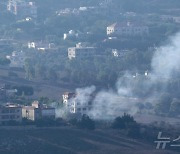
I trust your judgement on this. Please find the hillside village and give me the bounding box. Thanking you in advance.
[1,0,180,154]
[0,0,180,120]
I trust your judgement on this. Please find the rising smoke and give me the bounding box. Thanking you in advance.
[151,33,180,80]
[65,32,180,120]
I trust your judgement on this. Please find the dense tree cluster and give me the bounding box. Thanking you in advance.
[23,48,153,88]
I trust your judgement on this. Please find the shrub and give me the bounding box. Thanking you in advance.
[77,115,95,130]
[112,113,136,129]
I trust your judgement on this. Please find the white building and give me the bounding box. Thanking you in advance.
[22,101,55,121]
[68,43,96,59]
[62,92,92,115]
[6,51,25,68]
[63,30,78,40]
[7,0,37,18]
[111,49,130,58]
[0,103,22,124]
[112,49,119,57]
[107,22,149,36]
[28,41,56,51]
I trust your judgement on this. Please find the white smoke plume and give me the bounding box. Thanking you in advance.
[65,32,180,120]
[56,86,96,118]
[151,33,180,80]
[75,86,96,105]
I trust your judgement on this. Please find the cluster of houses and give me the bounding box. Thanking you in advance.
[106,22,149,36]
[56,6,96,16]
[28,41,57,52]
[0,90,90,125]
[7,0,37,19]
[5,40,58,68]
[67,21,149,59]
[0,86,152,125]
[0,90,94,125]
[4,0,180,63]
[160,15,180,24]
[5,1,151,62]
[5,20,146,65]
[0,101,55,125]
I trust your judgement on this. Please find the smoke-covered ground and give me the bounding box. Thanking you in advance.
[61,32,180,120]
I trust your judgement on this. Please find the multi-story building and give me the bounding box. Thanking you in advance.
[22,101,55,121]
[0,84,18,101]
[68,43,97,59]
[0,101,55,124]
[107,22,149,36]
[0,103,22,124]
[7,0,37,18]
[22,106,39,121]
[62,92,92,115]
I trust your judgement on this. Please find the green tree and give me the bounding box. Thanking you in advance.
[47,68,58,81]
[77,115,95,130]
[112,113,136,129]
[24,59,35,80]
[35,64,47,79]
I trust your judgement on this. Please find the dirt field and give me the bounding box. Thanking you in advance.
[0,127,178,154]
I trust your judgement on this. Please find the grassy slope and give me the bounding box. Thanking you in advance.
[0,67,75,100]
[0,127,177,154]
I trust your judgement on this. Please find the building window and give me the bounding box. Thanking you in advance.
[88,102,92,105]
[10,115,15,119]
[2,110,9,113]
[2,115,9,119]
[77,108,81,111]
[10,109,15,113]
